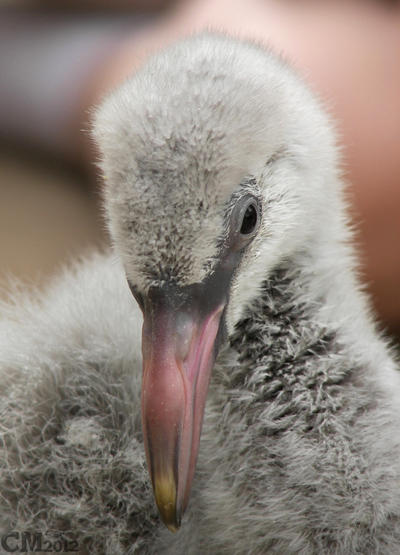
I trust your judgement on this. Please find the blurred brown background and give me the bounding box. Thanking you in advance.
[0,149,106,295]
[0,5,148,296]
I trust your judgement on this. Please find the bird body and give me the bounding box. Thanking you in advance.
[1,33,400,554]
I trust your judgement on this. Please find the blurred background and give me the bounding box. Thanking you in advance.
[0,0,399,341]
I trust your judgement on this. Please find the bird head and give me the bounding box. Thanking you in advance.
[93,33,339,531]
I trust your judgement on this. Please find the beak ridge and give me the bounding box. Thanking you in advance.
[140,287,224,530]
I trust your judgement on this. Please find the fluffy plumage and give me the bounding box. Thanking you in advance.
[1,33,400,554]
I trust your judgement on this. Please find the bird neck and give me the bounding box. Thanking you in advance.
[219,248,375,414]
[228,262,338,389]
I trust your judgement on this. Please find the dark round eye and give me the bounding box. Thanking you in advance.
[228,193,261,250]
[240,203,258,235]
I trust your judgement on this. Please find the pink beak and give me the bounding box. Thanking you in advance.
[140,286,225,531]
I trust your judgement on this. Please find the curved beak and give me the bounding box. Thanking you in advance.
[139,283,226,531]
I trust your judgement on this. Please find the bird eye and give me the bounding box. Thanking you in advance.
[240,202,258,235]
[229,194,261,250]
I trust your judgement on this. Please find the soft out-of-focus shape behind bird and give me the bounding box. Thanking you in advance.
[1,33,400,554]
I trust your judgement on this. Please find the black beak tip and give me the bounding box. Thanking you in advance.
[162,510,181,533]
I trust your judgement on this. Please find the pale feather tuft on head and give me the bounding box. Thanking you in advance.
[93,32,342,327]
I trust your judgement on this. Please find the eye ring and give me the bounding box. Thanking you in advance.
[239,202,258,235]
[228,194,261,250]
[235,195,260,237]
